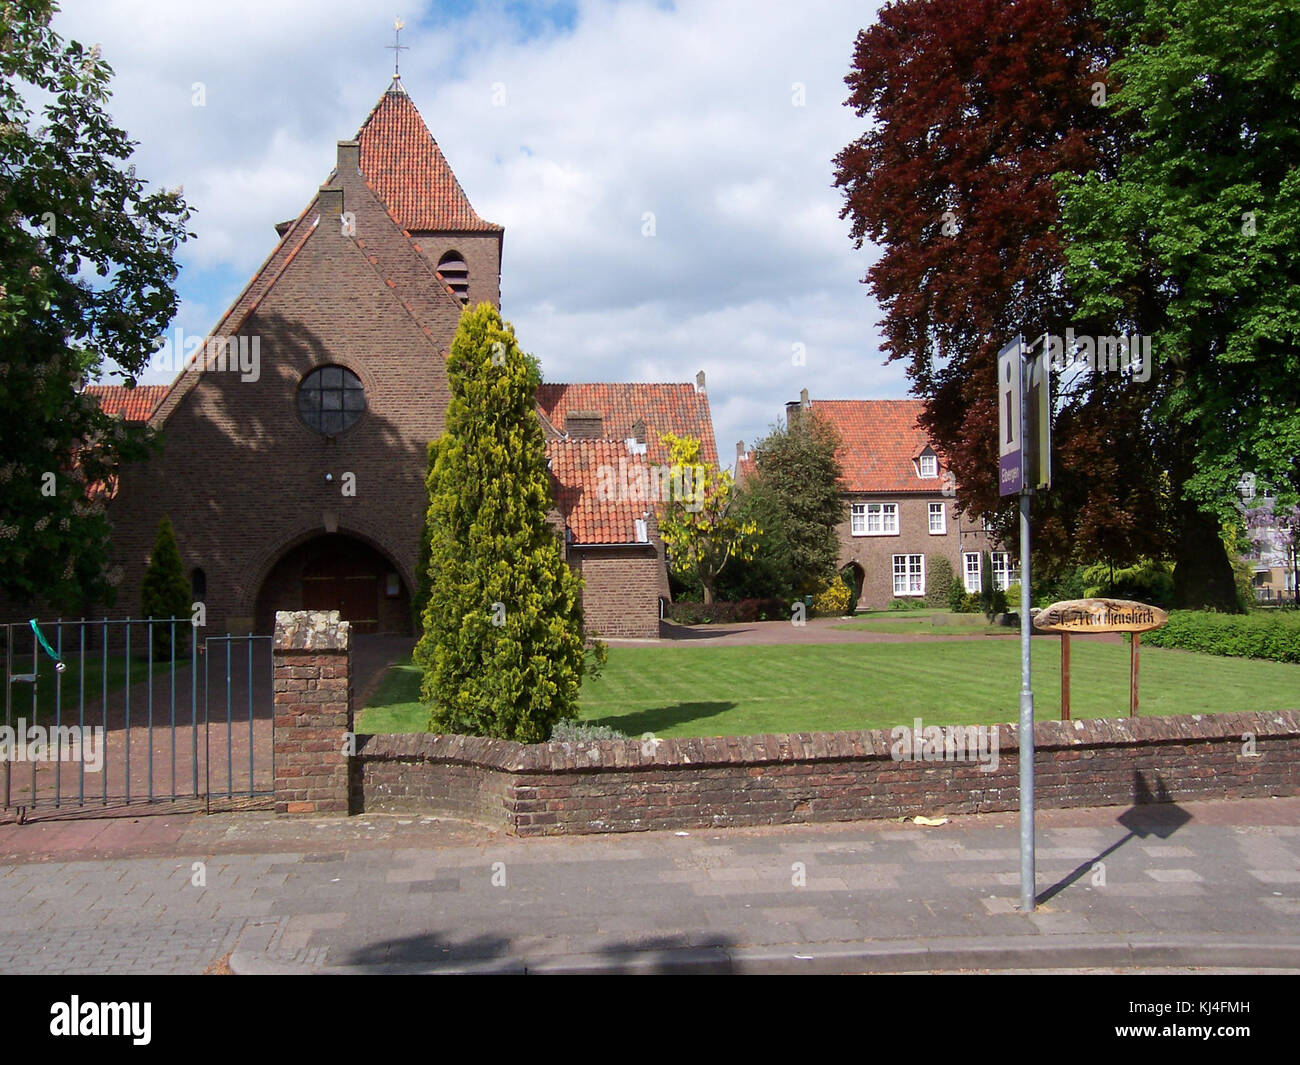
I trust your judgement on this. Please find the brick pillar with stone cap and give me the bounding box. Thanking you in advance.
[273,610,353,814]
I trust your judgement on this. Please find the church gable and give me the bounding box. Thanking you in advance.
[151,136,466,432]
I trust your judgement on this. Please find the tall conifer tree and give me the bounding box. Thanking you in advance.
[414,304,586,742]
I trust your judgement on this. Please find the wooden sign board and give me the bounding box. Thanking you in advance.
[1034,598,1168,635]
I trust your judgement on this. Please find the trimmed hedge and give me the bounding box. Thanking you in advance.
[1144,610,1300,664]
[664,598,793,625]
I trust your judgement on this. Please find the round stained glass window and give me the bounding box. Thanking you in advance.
[297,365,365,436]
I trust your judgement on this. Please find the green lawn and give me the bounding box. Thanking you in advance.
[356,639,1300,737]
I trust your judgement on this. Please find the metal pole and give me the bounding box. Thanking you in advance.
[1019,495,1035,911]
[1130,632,1140,716]
[1018,344,1036,914]
[1061,633,1070,721]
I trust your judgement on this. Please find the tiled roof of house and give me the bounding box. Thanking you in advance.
[357,80,502,233]
[83,385,169,422]
[536,383,718,467]
[546,438,655,545]
[735,450,756,486]
[807,398,944,494]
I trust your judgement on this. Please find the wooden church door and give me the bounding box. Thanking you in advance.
[301,539,380,634]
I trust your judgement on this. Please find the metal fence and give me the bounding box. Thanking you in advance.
[1,618,273,822]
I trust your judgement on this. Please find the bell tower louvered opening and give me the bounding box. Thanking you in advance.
[437,250,469,305]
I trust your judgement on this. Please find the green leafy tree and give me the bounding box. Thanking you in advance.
[833,0,1142,579]
[1058,0,1300,610]
[748,410,846,594]
[0,1,192,610]
[140,516,190,656]
[714,483,793,601]
[657,432,759,605]
[414,304,587,743]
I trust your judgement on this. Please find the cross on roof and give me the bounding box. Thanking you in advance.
[386,18,409,78]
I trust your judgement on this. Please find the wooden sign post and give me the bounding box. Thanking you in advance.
[1032,599,1169,719]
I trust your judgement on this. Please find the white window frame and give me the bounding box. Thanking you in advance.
[919,453,938,478]
[991,551,1012,591]
[963,552,981,593]
[854,502,898,536]
[850,503,866,536]
[928,502,946,535]
[893,554,925,596]
[851,502,898,536]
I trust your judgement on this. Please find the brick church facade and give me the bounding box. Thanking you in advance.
[73,78,717,641]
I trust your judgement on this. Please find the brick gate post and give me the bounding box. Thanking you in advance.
[272,610,352,815]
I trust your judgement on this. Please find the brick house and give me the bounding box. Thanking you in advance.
[54,78,719,642]
[786,393,1005,610]
[540,381,718,638]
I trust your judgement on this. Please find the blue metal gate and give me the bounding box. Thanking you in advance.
[1,618,273,822]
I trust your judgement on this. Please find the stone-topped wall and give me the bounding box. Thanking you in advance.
[273,610,352,814]
[352,710,1300,836]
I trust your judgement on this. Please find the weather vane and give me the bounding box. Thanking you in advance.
[386,17,408,78]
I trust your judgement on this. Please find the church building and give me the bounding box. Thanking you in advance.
[83,77,717,641]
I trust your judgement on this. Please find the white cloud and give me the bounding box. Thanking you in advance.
[52,0,900,464]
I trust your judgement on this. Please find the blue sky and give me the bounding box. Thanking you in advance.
[53,0,897,465]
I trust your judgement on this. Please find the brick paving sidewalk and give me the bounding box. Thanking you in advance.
[0,797,1296,974]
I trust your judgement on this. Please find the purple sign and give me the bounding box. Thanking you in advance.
[1000,452,1023,497]
[997,339,1024,496]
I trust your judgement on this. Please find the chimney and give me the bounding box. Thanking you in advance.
[801,387,810,408]
[695,370,706,393]
[631,417,646,443]
[565,411,603,439]
[785,399,802,428]
[337,140,361,176]
[318,184,343,226]
[736,440,746,462]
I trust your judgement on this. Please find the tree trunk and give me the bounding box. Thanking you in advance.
[702,581,714,606]
[1171,501,1240,612]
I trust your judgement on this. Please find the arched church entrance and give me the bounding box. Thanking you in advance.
[255,533,411,635]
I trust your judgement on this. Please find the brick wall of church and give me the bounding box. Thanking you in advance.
[571,547,662,639]
[100,154,464,636]
[411,231,502,311]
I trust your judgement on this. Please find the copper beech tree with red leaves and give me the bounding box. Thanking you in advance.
[832,0,1235,604]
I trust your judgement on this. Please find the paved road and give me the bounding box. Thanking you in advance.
[0,796,1296,974]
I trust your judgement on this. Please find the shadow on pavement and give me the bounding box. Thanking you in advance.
[335,930,739,973]
[1037,772,1191,905]
[658,621,747,641]
[337,930,512,967]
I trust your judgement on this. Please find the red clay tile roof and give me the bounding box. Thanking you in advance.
[357,81,502,233]
[537,383,718,468]
[735,450,756,486]
[547,438,656,545]
[808,398,944,494]
[84,385,168,422]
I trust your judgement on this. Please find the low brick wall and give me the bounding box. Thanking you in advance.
[354,710,1300,836]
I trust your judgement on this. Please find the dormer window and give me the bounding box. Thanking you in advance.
[918,452,938,478]
[437,251,469,305]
